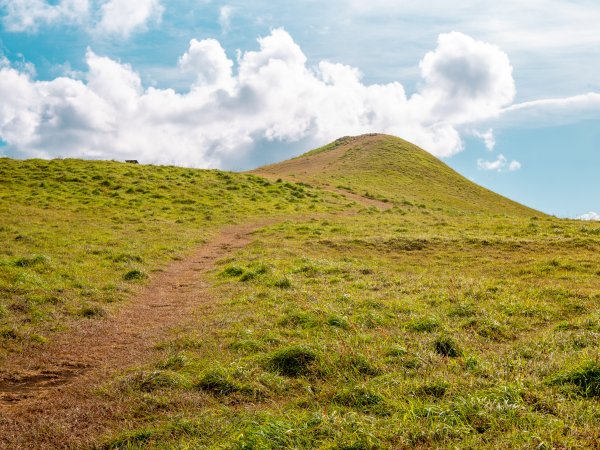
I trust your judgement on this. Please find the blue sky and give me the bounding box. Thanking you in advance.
[0,0,599,218]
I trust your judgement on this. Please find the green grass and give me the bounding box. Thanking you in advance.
[101,210,600,449]
[0,158,345,352]
[3,136,600,448]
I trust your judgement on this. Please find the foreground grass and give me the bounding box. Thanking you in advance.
[102,206,600,449]
[0,158,345,353]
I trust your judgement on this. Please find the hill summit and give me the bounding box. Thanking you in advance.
[254,134,537,216]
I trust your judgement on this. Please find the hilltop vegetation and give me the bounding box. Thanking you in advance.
[1,135,599,449]
[254,134,537,216]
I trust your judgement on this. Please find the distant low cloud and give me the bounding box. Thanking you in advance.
[577,212,600,221]
[0,0,163,37]
[477,154,521,172]
[0,29,525,167]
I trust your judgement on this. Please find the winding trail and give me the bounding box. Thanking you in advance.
[0,185,390,449]
[0,221,273,449]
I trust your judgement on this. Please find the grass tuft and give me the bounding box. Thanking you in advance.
[433,335,461,357]
[123,269,148,281]
[265,345,317,377]
[550,360,600,397]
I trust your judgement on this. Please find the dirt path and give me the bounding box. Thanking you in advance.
[0,220,272,449]
[0,184,387,449]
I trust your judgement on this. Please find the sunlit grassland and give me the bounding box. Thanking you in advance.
[102,206,600,449]
[0,158,346,353]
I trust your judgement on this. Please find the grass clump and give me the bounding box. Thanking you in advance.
[550,361,600,397]
[332,385,385,410]
[123,269,148,281]
[406,316,439,332]
[195,369,247,396]
[222,266,244,277]
[433,335,461,357]
[78,305,107,319]
[13,255,50,268]
[265,345,318,377]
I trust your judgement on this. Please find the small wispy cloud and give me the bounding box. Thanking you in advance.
[477,154,521,172]
[472,128,496,151]
[576,212,600,221]
[219,5,234,34]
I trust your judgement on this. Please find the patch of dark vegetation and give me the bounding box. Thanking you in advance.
[123,269,148,281]
[550,361,600,397]
[265,345,317,377]
[385,346,407,357]
[433,335,461,357]
[79,305,107,319]
[272,277,292,289]
[222,266,244,277]
[327,315,349,329]
[13,255,50,268]
[195,369,249,396]
[406,316,439,332]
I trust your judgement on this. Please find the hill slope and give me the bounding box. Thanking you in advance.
[3,140,600,449]
[254,134,538,216]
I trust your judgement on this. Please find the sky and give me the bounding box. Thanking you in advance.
[0,1,598,218]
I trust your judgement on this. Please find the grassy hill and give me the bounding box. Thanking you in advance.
[254,134,539,216]
[0,158,345,353]
[2,137,599,449]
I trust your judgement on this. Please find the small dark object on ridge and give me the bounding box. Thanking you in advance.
[125,160,139,164]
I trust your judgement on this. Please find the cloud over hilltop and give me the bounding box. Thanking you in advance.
[0,29,526,168]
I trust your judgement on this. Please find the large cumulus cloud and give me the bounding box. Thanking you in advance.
[0,29,517,168]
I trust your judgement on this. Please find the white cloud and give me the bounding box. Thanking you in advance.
[577,212,600,221]
[478,154,521,172]
[0,29,547,168]
[415,32,515,125]
[508,160,521,171]
[472,128,495,151]
[496,92,600,128]
[178,38,233,89]
[218,5,234,34]
[96,0,164,38]
[0,0,90,31]
[0,0,163,37]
